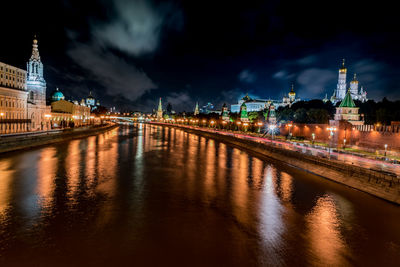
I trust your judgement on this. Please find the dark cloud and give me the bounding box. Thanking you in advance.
[92,0,183,56]
[296,68,336,98]
[238,69,257,83]
[68,42,157,101]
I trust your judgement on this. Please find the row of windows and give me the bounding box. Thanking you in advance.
[0,99,26,108]
[0,74,25,83]
[0,66,25,75]
[0,111,26,119]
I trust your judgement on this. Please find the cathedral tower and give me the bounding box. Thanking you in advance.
[26,36,51,131]
[336,59,347,100]
[27,37,46,105]
[350,73,359,97]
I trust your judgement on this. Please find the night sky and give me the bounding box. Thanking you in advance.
[1,0,400,111]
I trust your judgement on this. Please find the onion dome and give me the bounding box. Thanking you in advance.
[51,88,65,102]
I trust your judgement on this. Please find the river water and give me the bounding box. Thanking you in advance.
[0,124,399,266]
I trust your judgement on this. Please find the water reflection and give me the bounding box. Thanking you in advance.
[305,195,348,266]
[0,124,399,266]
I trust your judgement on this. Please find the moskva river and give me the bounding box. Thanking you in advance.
[1,124,400,266]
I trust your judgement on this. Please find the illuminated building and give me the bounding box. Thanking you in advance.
[51,99,91,127]
[0,62,26,90]
[331,89,364,126]
[240,102,249,122]
[330,59,367,104]
[221,103,230,121]
[268,102,277,125]
[85,91,100,111]
[26,37,51,131]
[231,86,300,113]
[0,37,51,134]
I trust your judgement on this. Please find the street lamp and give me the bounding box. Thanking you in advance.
[269,124,276,143]
[343,138,346,149]
[384,144,388,158]
[311,133,315,145]
[287,123,293,139]
[326,127,337,159]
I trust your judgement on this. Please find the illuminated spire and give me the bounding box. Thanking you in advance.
[194,102,199,115]
[157,98,162,111]
[351,73,358,83]
[30,35,41,61]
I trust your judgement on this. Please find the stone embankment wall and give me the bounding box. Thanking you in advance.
[155,123,400,205]
[0,124,118,154]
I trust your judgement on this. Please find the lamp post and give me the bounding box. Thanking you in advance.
[269,124,276,144]
[257,122,263,133]
[312,133,315,145]
[288,123,293,140]
[384,144,388,159]
[343,138,346,150]
[326,127,337,159]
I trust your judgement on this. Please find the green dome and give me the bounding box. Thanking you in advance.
[51,88,65,102]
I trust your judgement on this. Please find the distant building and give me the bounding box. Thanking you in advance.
[231,85,300,113]
[200,102,214,114]
[156,98,163,120]
[268,103,277,125]
[331,89,364,126]
[51,99,91,127]
[85,91,100,111]
[240,102,249,122]
[194,102,199,115]
[221,103,229,121]
[330,59,367,104]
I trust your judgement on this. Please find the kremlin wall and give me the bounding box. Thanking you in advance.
[279,122,400,152]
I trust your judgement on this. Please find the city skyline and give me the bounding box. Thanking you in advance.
[1,0,400,112]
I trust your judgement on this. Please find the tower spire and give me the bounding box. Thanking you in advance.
[30,36,41,61]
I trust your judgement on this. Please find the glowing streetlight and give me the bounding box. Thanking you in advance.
[269,124,276,143]
[326,127,337,158]
[312,133,315,144]
[384,144,388,158]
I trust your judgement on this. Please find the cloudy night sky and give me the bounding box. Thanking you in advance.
[1,0,399,111]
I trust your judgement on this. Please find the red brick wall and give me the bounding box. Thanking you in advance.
[279,123,400,151]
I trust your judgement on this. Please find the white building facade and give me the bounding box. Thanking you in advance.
[0,38,51,134]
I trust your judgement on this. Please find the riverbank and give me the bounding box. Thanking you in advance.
[151,122,400,205]
[0,123,118,154]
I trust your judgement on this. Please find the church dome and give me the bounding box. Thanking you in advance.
[51,88,65,102]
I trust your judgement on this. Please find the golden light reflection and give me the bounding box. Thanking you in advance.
[279,172,293,203]
[305,195,348,266]
[37,147,57,208]
[259,165,284,246]
[216,143,227,195]
[85,136,96,186]
[66,140,81,198]
[204,139,216,199]
[0,159,15,217]
[231,149,249,224]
